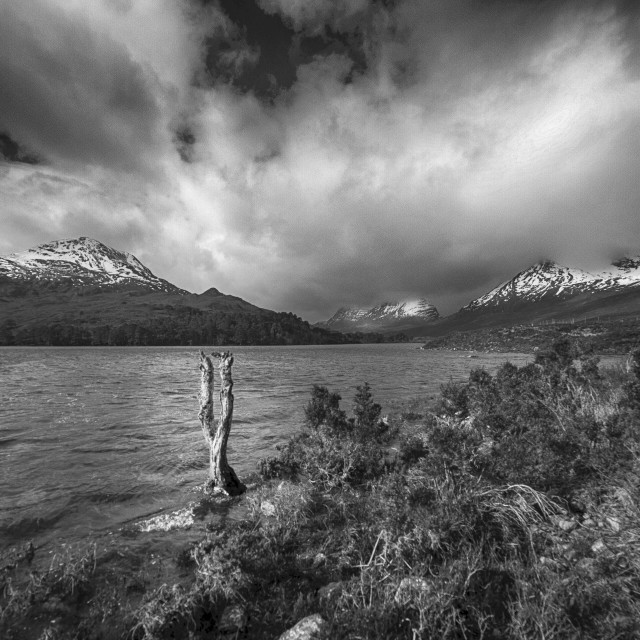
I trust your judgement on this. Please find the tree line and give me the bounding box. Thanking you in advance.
[0,310,408,346]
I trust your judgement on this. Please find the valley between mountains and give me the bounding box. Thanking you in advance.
[2,237,640,350]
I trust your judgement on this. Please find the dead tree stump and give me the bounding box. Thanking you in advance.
[198,350,245,495]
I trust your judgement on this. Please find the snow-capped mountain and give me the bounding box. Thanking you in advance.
[0,237,184,293]
[320,298,439,333]
[462,258,640,313]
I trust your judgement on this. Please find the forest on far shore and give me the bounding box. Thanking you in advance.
[0,310,408,347]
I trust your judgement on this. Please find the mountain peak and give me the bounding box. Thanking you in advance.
[0,237,183,293]
[462,256,640,313]
[320,297,439,333]
[199,287,225,297]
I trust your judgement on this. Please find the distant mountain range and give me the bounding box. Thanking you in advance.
[317,299,439,332]
[407,258,640,338]
[3,237,640,345]
[321,257,640,336]
[0,238,399,346]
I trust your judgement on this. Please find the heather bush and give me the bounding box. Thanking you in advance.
[427,339,640,497]
[259,383,392,488]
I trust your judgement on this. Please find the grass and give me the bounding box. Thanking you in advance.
[2,339,640,638]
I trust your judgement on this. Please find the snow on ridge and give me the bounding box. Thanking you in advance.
[464,258,640,311]
[0,237,175,291]
[370,298,438,318]
[596,256,640,285]
[325,297,439,325]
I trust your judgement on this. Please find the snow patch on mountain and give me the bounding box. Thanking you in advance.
[597,256,640,287]
[369,299,440,319]
[463,258,640,312]
[0,237,183,293]
[321,298,439,331]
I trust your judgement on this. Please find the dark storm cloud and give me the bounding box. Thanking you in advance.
[0,133,40,165]
[198,0,370,96]
[196,0,296,95]
[0,2,165,173]
[257,0,370,35]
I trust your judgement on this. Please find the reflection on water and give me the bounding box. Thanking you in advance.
[0,344,536,552]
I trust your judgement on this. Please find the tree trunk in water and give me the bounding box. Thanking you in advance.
[199,351,245,495]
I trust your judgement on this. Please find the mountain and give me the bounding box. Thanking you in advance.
[0,237,183,294]
[461,261,607,312]
[0,237,369,347]
[319,298,439,333]
[461,259,640,313]
[405,257,640,338]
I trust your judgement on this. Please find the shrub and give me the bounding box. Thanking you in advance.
[423,339,640,497]
[260,384,389,488]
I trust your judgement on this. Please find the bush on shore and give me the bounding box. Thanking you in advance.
[259,381,395,488]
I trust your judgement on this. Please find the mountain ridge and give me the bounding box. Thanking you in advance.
[404,257,640,339]
[318,298,440,333]
[0,237,185,294]
[4,237,640,344]
[461,258,640,313]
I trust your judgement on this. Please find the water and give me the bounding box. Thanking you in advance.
[0,344,534,555]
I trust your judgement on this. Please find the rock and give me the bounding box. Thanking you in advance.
[261,500,276,517]
[219,604,248,634]
[551,516,577,532]
[278,614,326,640]
[591,539,607,555]
[136,507,195,532]
[395,577,432,603]
[606,516,621,533]
[318,581,342,600]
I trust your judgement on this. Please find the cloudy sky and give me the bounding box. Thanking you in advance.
[1,0,639,320]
